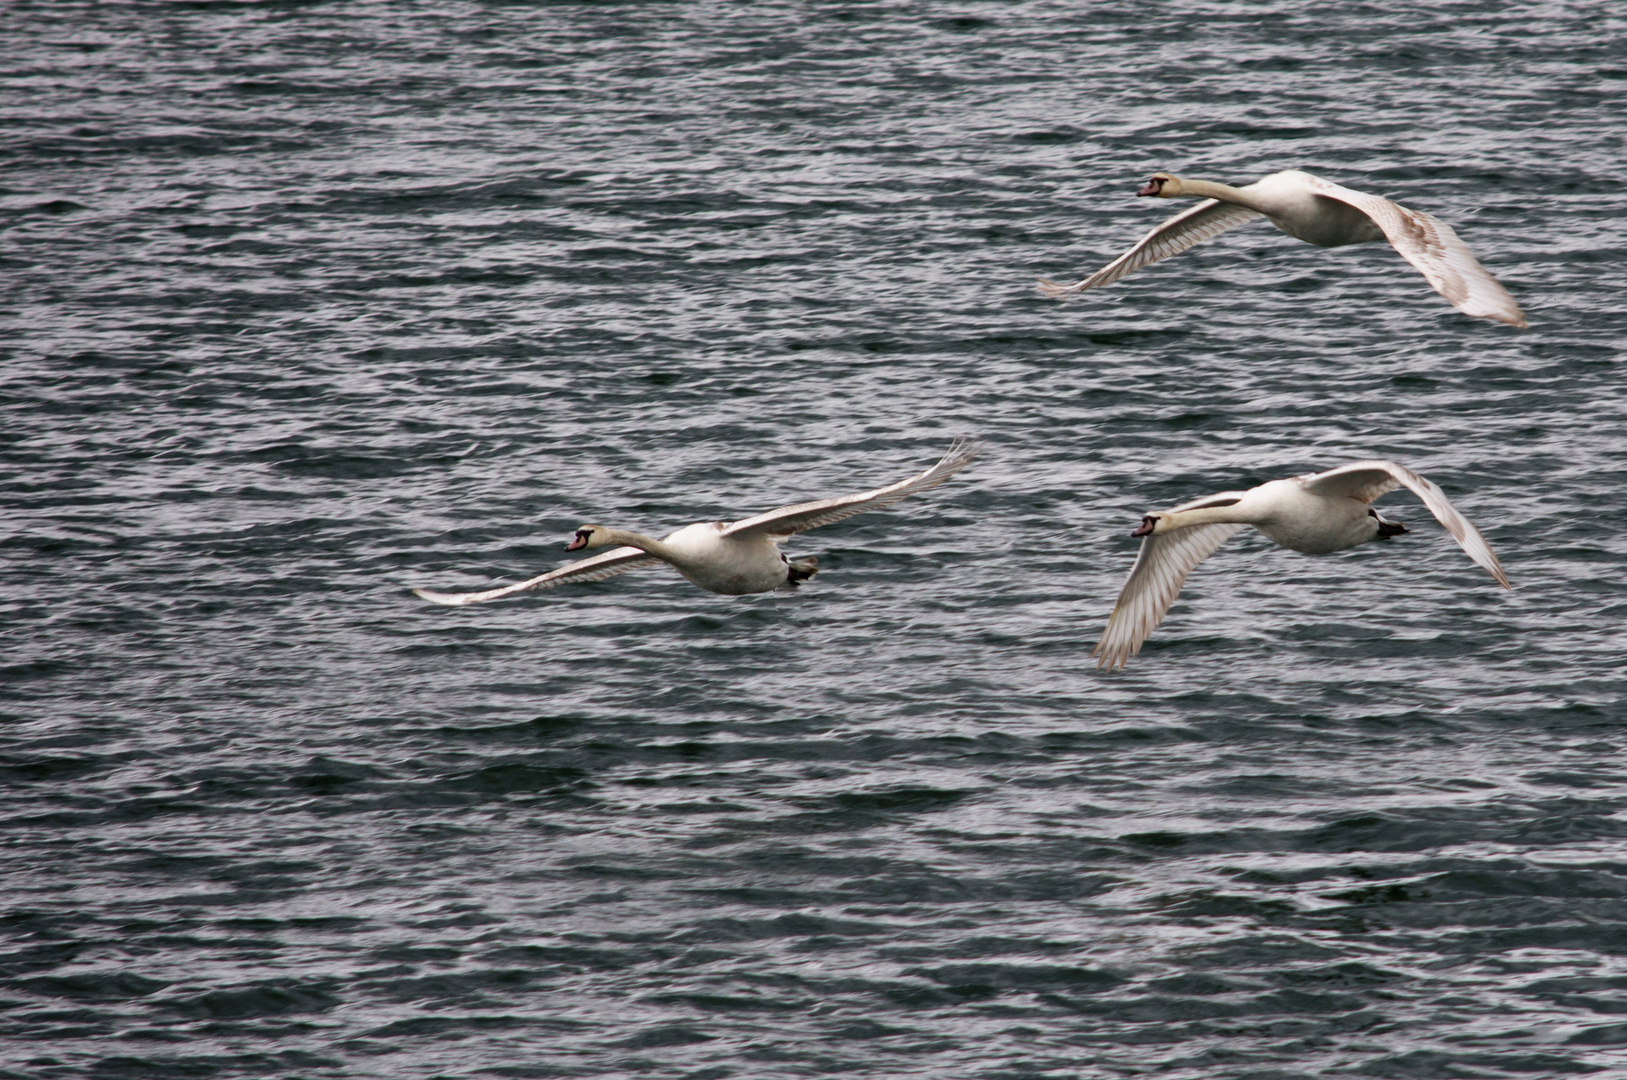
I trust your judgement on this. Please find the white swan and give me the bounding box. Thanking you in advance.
[1093,460,1511,670]
[1040,169,1527,327]
[413,439,981,604]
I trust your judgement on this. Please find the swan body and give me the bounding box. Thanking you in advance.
[1040,169,1527,327]
[555,521,808,597]
[412,439,981,605]
[1093,460,1511,670]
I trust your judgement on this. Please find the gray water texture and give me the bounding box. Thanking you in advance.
[4,2,1627,1078]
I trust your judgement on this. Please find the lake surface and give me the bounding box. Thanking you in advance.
[4,2,1627,1077]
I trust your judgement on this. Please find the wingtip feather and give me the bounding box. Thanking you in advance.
[412,587,474,606]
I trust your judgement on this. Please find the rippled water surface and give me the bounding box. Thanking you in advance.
[5,2,1627,1077]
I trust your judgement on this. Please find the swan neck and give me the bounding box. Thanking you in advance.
[1174,178,1259,208]
[1163,503,1257,530]
[598,528,678,562]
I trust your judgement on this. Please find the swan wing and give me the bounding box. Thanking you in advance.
[412,546,662,605]
[1295,461,1404,504]
[1092,522,1245,671]
[1304,177,1527,327]
[722,438,981,541]
[1299,460,1510,588]
[1038,199,1262,296]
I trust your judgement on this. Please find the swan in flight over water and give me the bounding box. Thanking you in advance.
[1093,460,1511,670]
[1040,169,1527,327]
[413,439,981,604]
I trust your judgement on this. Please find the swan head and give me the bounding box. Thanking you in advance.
[1131,514,1163,537]
[1138,172,1178,197]
[566,525,609,552]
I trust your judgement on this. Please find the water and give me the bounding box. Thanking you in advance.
[4,2,1626,1077]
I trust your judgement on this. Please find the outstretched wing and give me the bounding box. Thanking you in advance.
[1304,176,1527,327]
[1298,459,1510,588]
[721,438,981,541]
[1092,522,1244,671]
[1038,199,1262,296]
[412,546,662,606]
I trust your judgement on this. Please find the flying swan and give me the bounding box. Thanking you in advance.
[1040,169,1527,327]
[412,439,981,604]
[1093,460,1511,670]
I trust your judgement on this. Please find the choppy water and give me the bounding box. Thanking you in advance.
[4,2,1627,1077]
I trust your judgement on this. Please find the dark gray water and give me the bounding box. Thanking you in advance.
[5,2,1627,1077]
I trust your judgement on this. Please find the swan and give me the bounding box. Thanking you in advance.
[412,439,981,604]
[1092,460,1511,670]
[1039,169,1527,327]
